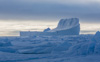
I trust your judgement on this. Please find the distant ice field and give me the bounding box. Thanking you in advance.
[0,20,100,36]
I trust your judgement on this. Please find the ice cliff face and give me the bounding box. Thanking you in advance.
[50,18,80,31]
[49,18,80,35]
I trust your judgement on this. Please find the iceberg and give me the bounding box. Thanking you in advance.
[49,18,80,32]
[20,18,80,36]
[43,28,51,32]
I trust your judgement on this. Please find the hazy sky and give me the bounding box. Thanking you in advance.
[0,0,100,22]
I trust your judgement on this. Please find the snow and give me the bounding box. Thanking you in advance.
[0,33,100,62]
[1,51,100,62]
[0,38,12,47]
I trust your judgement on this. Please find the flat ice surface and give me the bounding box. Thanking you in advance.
[0,33,100,62]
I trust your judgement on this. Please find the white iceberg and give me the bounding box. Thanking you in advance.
[49,18,80,32]
[20,18,80,36]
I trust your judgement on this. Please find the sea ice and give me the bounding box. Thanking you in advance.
[92,31,100,42]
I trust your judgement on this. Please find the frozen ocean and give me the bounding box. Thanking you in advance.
[0,33,100,62]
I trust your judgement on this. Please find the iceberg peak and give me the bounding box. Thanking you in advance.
[49,18,80,33]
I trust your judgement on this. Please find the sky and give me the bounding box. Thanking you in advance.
[0,0,100,22]
[0,0,100,36]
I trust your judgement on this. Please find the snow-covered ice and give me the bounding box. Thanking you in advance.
[0,32,100,62]
[92,31,100,42]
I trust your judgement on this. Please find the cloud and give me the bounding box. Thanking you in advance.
[0,0,100,22]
